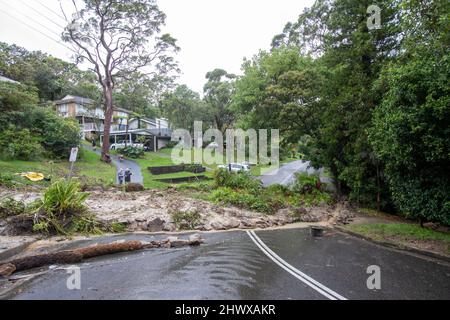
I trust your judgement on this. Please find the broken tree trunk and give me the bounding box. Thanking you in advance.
[0,235,203,277]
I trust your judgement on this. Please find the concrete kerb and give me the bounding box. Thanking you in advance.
[335,225,450,264]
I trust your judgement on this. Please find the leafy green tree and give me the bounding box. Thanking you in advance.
[113,72,174,119]
[0,81,80,159]
[62,0,179,162]
[203,69,235,133]
[0,42,101,102]
[232,47,322,156]
[161,84,212,132]
[369,0,450,225]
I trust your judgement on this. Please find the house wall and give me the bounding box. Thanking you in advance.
[157,138,169,149]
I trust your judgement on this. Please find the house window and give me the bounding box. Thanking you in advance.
[58,104,68,117]
[76,104,86,114]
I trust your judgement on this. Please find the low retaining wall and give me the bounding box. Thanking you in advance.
[155,175,211,184]
[148,164,206,175]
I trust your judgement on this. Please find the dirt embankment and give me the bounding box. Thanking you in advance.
[0,187,341,235]
[84,188,333,232]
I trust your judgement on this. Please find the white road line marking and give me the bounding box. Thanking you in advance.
[247,230,347,300]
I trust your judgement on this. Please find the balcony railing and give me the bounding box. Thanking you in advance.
[148,128,172,137]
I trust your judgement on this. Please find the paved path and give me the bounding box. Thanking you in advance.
[4,227,450,300]
[83,145,143,184]
[257,160,330,187]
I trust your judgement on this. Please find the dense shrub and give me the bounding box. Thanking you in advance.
[210,187,281,214]
[370,47,450,225]
[118,146,144,158]
[0,126,44,160]
[0,83,80,160]
[213,169,261,192]
[292,172,321,194]
[28,108,81,158]
[0,197,26,218]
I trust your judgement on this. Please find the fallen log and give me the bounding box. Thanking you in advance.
[73,240,143,259]
[0,235,203,277]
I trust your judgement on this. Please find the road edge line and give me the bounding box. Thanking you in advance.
[246,230,347,300]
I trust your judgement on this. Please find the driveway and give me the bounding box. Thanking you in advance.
[83,145,143,184]
[257,160,331,187]
[4,227,450,300]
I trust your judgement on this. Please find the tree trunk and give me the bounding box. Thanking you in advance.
[101,85,114,163]
[376,163,381,212]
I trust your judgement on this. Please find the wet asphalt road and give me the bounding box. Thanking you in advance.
[83,145,143,184]
[5,228,450,300]
[258,161,328,187]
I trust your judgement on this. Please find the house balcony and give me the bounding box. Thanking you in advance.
[81,123,103,132]
[148,128,172,137]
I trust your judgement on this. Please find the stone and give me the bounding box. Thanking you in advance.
[299,213,322,223]
[146,217,165,232]
[163,222,176,232]
[0,263,16,277]
[223,218,240,229]
[125,183,144,192]
[167,237,189,248]
[296,207,308,215]
[189,233,202,243]
[210,221,225,230]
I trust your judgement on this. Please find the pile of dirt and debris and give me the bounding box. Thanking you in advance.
[0,187,338,234]
[85,189,299,232]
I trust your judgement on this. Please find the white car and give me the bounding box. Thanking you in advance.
[217,163,250,173]
[110,141,144,150]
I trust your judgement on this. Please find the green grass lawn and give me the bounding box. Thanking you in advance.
[346,223,450,253]
[0,148,116,188]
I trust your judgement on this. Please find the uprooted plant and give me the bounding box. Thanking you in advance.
[30,179,90,235]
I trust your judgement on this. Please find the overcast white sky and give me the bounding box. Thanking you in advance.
[0,0,314,94]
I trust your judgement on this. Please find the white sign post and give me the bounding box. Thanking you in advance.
[68,147,79,179]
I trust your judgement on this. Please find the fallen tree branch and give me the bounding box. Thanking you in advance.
[0,235,203,277]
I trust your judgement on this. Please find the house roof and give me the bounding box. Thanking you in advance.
[55,95,94,105]
[0,75,20,84]
[113,107,134,114]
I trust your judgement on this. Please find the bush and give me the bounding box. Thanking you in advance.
[0,173,16,188]
[35,109,81,158]
[106,221,127,233]
[369,48,450,225]
[210,187,276,214]
[292,172,320,194]
[213,169,261,192]
[118,146,144,158]
[0,126,44,160]
[32,179,90,234]
[69,214,103,235]
[0,197,26,218]
[0,90,81,160]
